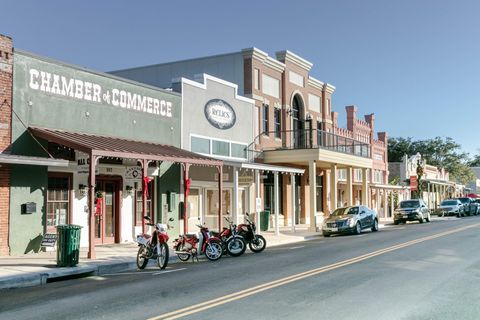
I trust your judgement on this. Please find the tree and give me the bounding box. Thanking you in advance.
[388,136,475,185]
[469,150,480,167]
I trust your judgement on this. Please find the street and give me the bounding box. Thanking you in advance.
[2,216,480,320]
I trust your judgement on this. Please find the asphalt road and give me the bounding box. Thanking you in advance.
[2,216,480,320]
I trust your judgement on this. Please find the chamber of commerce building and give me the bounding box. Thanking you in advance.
[0,34,397,256]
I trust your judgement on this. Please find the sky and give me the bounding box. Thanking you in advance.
[1,0,479,157]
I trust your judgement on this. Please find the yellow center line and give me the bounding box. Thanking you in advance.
[148,223,480,320]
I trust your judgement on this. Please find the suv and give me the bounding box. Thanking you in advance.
[438,199,463,217]
[456,197,478,216]
[394,199,430,225]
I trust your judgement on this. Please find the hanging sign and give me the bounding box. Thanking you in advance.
[204,99,236,129]
[77,152,99,175]
[126,166,142,182]
[410,176,418,191]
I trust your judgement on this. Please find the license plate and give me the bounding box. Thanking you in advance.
[327,227,338,232]
[403,215,408,218]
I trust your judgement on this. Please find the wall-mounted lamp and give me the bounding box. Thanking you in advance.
[126,185,135,196]
[306,113,313,121]
[286,107,293,117]
[78,184,88,197]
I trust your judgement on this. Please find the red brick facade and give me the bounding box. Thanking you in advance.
[0,34,12,255]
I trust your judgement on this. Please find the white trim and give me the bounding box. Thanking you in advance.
[190,133,248,161]
[323,83,336,94]
[0,154,69,167]
[276,50,313,71]
[308,76,324,90]
[181,74,255,104]
[223,160,305,174]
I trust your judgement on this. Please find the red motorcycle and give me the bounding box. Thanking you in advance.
[173,224,223,262]
[211,216,246,257]
[136,216,173,270]
[237,213,266,253]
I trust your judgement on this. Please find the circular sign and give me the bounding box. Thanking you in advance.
[204,99,236,130]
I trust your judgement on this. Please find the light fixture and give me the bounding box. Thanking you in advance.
[78,184,88,197]
[306,113,312,121]
[286,107,293,117]
[126,185,134,196]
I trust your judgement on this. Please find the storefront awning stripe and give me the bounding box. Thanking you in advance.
[0,153,69,167]
[28,127,223,166]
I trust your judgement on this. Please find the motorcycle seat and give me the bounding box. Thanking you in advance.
[184,233,197,239]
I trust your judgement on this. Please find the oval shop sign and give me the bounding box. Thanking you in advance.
[204,99,236,130]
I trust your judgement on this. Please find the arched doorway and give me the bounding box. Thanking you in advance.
[292,94,305,148]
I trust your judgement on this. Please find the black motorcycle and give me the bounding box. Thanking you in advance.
[237,212,266,253]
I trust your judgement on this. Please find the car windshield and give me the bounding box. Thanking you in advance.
[457,198,469,204]
[441,200,458,206]
[331,207,358,216]
[400,201,420,208]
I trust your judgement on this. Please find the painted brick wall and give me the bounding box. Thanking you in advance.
[0,34,12,255]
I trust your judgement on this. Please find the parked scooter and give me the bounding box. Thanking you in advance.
[237,212,267,253]
[136,216,173,270]
[173,224,223,262]
[211,216,246,257]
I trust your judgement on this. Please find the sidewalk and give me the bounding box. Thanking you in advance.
[0,229,324,290]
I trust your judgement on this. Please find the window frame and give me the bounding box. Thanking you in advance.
[274,107,281,139]
[46,172,73,233]
[262,103,269,135]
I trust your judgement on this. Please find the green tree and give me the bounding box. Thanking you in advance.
[469,150,480,167]
[388,136,475,185]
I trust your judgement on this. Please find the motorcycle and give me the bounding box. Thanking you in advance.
[173,223,223,262]
[136,216,173,270]
[237,212,266,253]
[211,216,247,257]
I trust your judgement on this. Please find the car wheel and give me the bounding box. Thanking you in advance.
[418,216,424,223]
[425,213,431,222]
[371,219,379,232]
[355,222,362,235]
[393,220,400,225]
[323,233,331,237]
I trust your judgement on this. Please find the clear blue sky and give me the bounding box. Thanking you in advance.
[2,0,479,157]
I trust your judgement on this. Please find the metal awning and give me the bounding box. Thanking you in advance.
[223,160,304,174]
[29,126,222,166]
[0,153,69,167]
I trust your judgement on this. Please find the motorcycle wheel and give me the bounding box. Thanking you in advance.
[156,242,169,269]
[136,246,149,269]
[205,241,223,261]
[249,235,266,253]
[175,243,191,261]
[226,237,246,257]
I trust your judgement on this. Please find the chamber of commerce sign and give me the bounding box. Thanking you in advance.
[204,99,236,130]
[28,68,173,117]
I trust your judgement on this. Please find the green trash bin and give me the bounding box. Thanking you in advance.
[260,210,270,231]
[57,224,82,267]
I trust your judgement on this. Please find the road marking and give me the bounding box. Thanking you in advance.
[289,246,305,250]
[148,223,480,320]
[152,268,186,276]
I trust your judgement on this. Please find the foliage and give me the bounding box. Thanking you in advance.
[388,136,475,184]
[469,150,480,167]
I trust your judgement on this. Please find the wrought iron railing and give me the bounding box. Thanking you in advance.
[246,129,370,161]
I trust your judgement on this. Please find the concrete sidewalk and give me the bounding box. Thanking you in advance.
[0,229,324,290]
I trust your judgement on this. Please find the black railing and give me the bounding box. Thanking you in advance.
[246,129,370,161]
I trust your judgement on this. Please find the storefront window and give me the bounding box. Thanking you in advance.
[47,174,70,232]
[212,140,229,157]
[191,136,210,154]
[274,108,281,138]
[262,104,269,134]
[135,182,153,226]
[231,143,247,159]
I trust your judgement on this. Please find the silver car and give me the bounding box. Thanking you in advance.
[438,199,463,217]
[322,206,379,237]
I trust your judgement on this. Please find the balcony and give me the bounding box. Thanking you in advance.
[247,129,371,162]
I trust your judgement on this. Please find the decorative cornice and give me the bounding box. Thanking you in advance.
[275,50,313,71]
[264,56,286,73]
[242,47,285,73]
[323,83,336,94]
[308,76,324,90]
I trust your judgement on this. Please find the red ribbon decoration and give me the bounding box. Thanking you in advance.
[95,198,103,216]
[143,176,153,198]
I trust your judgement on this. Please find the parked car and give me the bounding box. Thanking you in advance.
[456,197,478,216]
[322,205,378,237]
[394,199,430,225]
[438,199,463,217]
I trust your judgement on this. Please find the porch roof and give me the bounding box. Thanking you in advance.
[29,126,223,166]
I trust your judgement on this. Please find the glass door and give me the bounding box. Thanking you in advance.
[187,188,201,233]
[205,188,231,231]
[95,179,120,244]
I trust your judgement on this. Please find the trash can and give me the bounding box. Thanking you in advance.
[260,211,270,231]
[57,224,82,267]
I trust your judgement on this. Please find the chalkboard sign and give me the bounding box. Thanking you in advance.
[41,233,57,247]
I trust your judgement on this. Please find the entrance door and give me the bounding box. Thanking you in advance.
[205,188,232,231]
[292,95,304,148]
[95,178,121,244]
[187,188,201,232]
[294,175,301,224]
